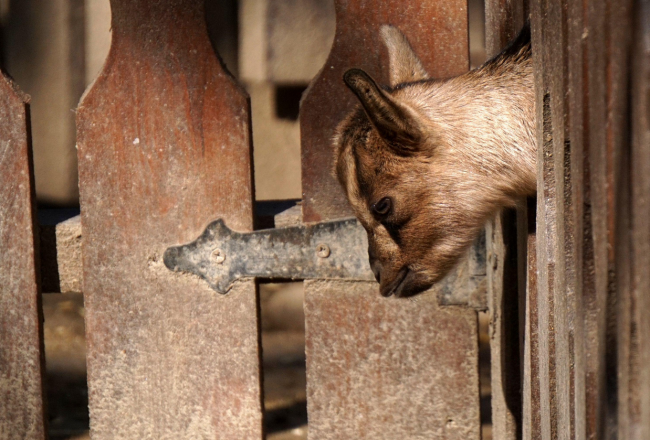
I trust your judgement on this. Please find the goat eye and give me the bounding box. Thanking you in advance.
[372,197,392,216]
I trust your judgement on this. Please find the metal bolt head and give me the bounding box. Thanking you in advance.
[316,243,330,258]
[211,248,226,264]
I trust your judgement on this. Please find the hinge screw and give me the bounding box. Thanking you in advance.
[316,243,330,258]
[212,248,226,264]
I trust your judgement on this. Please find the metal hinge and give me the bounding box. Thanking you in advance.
[163,206,487,309]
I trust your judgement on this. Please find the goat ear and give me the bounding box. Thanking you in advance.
[380,25,429,86]
[343,68,423,154]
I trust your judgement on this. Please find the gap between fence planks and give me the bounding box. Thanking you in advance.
[631,3,650,435]
[75,0,262,438]
[484,2,527,438]
[0,71,47,439]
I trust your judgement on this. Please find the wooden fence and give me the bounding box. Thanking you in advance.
[0,0,648,438]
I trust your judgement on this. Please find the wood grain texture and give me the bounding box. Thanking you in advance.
[486,210,522,440]
[76,1,262,438]
[614,2,635,433]
[545,0,573,438]
[300,0,468,222]
[0,72,47,439]
[531,3,558,438]
[630,2,650,438]
[483,5,526,439]
[606,0,634,439]
[566,0,587,437]
[304,280,480,440]
[584,0,610,436]
[532,0,637,437]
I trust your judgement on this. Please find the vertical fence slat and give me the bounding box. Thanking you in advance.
[484,4,526,439]
[606,0,634,438]
[584,0,610,436]
[534,0,637,438]
[546,0,574,438]
[531,0,640,437]
[533,0,597,438]
[0,72,46,440]
[76,1,262,438]
[531,2,558,438]
[300,1,480,438]
[613,0,637,430]
[630,2,650,438]
[615,3,645,438]
[486,211,521,440]
[566,0,587,437]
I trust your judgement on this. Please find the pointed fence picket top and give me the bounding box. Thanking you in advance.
[300,0,469,223]
[0,72,46,439]
[75,1,262,438]
[299,1,481,438]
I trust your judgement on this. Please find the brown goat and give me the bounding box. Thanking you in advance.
[334,25,535,297]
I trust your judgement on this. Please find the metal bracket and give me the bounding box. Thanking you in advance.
[163,217,487,309]
[164,218,374,293]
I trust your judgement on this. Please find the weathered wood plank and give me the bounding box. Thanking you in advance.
[531,0,638,438]
[630,2,650,438]
[584,0,611,436]
[613,4,634,432]
[483,4,526,439]
[486,210,522,440]
[300,0,468,222]
[76,1,263,438]
[566,0,587,438]
[300,1,479,437]
[544,0,575,438]
[606,0,634,438]
[304,280,480,440]
[0,72,47,439]
[530,1,559,438]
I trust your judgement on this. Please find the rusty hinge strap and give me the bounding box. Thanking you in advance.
[163,218,374,294]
